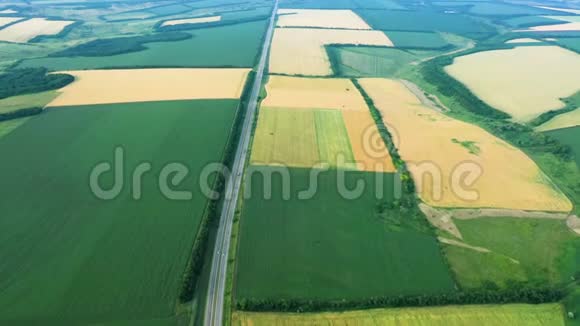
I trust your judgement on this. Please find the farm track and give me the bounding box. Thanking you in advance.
[400,79,449,112]
[422,203,580,235]
[202,1,278,325]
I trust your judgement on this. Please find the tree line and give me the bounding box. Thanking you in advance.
[420,56,511,119]
[179,71,257,303]
[236,285,565,313]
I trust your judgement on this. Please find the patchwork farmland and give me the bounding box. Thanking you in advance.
[1,0,580,325]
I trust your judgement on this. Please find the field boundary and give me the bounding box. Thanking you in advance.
[179,71,257,304]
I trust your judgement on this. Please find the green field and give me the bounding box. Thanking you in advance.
[235,166,455,300]
[283,0,404,9]
[387,31,450,49]
[556,38,580,53]
[0,99,238,325]
[251,107,320,167]
[314,109,355,168]
[468,3,557,15]
[503,15,562,28]
[0,117,30,139]
[565,285,580,326]
[444,218,580,289]
[545,126,580,166]
[251,107,356,169]
[0,91,58,114]
[329,46,435,77]
[18,20,267,70]
[233,303,565,325]
[356,10,493,38]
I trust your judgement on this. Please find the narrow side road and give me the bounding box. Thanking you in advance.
[203,2,278,325]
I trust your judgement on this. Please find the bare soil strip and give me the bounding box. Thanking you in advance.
[438,237,491,253]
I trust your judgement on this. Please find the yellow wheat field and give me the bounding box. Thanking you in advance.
[0,18,74,43]
[269,28,393,76]
[445,46,580,122]
[161,15,221,26]
[233,304,565,326]
[0,17,22,28]
[359,78,572,212]
[277,9,371,29]
[262,75,368,111]
[536,108,580,132]
[48,68,250,107]
[342,110,396,172]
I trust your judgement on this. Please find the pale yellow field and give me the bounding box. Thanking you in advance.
[359,78,572,212]
[535,5,580,14]
[536,108,580,131]
[0,9,18,14]
[232,304,565,326]
[528,22,580,31]
[505,38,540,43]
[269,28,393,76]
[262,75,368,111]
[445,46,580,122]
[277,9,371,29]
[0,17,22,28]
[0,18,74,43]
[543,16,580,23]
[48,68,250,107]
[161,15,221,27]
[342,110,396,172]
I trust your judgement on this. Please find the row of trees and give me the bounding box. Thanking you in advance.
[420,56,511,119]
[237,286,565,313]
[0,68,72,99]
[179,71,256,303]
[0,107,42,122]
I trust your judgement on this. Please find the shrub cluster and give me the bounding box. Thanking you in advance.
[0,68,73,99]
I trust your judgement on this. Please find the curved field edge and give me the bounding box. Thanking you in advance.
[232,303,566,326]
[402,45,580,215]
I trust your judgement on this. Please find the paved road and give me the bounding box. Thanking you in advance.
[203,2,278,325]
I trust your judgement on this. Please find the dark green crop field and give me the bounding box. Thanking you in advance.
[235,166,455,301]
[387,31,450,49]
[468,2,557,16]
[502,15,562,28]
[19,20,267,71]
[0,99,237,325]
[545,126,580,167]
[357,10,493,38]
[556,38,580,53]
